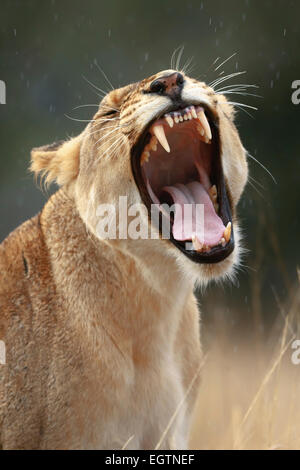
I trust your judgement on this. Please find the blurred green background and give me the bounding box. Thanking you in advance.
[0,0,299,336]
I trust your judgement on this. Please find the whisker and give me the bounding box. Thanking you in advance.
[94,126,124,146]
[195,56,220,81]
[82,75,108,97]
[93,59,114,91]
[248,174,265,190]
[209,71,246,89]
[86,124,123,138]
[230,104,254,118]
[170,46,182,70]
[215,83,259,92]
[247,151,277,184]
[227,101,258,111]
[214,52,237,71]
[102,136,124,155]
[247,179,265,199]
[65,115,99,123]
[175,45,185,71]
[96,135,124,162]
[221,91,262,98]
[181,56,194,75]
[72,104,100,109]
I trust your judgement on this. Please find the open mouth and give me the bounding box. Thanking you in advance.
[131,104,234,264]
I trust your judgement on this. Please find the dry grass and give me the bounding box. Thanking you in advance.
[189,282,300,450]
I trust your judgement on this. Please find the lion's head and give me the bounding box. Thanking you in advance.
[31,69,248,283]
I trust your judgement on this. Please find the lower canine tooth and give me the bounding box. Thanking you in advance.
[153,124,170,153]
[209,185,217,196]
[223,222,232,243]
[192,235,203,252]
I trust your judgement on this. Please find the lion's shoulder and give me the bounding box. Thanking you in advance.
[0,214,53,337]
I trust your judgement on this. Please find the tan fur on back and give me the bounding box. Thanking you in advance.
[0,69,248,449]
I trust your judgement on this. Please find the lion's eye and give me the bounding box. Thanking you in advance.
[103,109,118,117]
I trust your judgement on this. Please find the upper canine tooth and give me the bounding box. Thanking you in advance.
[197,109,212,141]
[165,115,174,128]
[196,123,205,139]
[191,106,198,119]
[223,222,232,243]
[153,124,170,153]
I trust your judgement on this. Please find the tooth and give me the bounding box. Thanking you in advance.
[196,123,206,140]
[209,185,217,201]
[191,106,198,119]
[152,136,158,151]
[223,222,232,243]
[192,234,203,252]
[153,125,170,153]
[197,109,212,141]
[149,136,157,151]
[187,112,192,120]
[220,237,226,247]
[179,115,183,122]
[174,115,179,124]
[141,150,150,166]
[184,114,188,120]
[165,115,174,128]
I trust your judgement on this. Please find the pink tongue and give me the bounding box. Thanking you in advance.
[163,181,225,247]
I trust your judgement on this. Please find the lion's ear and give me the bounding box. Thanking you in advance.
[30,134,82,186]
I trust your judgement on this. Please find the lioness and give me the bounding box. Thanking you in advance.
[0,70,247,449]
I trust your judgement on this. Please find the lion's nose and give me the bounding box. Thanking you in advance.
[149,72,184,100]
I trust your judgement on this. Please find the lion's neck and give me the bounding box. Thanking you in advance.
[40,189,193,342]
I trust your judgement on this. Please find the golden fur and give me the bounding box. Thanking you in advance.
[0,70,248,449]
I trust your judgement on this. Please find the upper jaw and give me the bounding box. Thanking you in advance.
[130,101,235,265]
